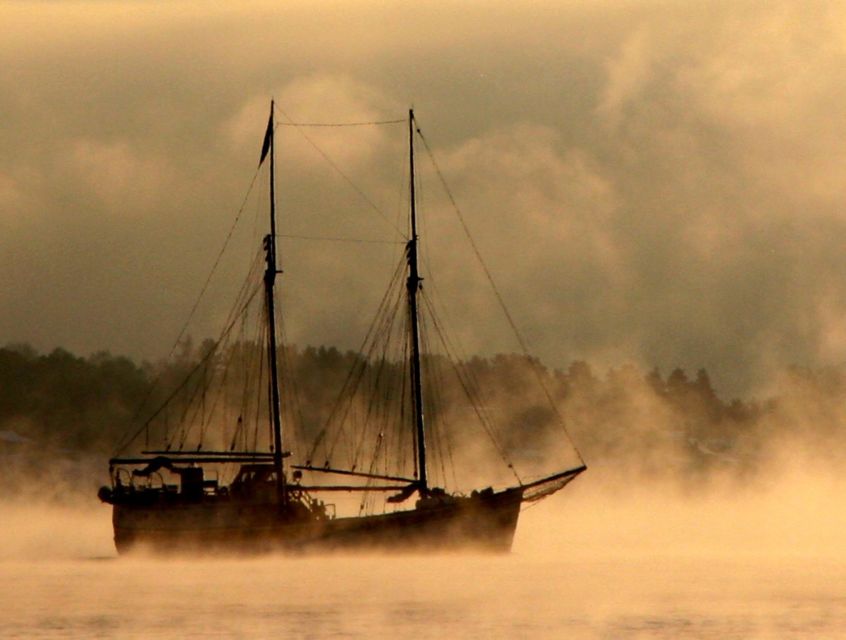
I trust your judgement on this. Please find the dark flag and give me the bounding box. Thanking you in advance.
[259,111,273,164]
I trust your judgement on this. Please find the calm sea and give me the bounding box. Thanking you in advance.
[2,488,844,639]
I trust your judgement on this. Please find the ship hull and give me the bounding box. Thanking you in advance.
[111,488,523,555]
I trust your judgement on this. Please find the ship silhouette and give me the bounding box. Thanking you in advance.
[99,103,585,554]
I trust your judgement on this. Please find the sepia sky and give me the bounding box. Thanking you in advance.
[2,1,846,396]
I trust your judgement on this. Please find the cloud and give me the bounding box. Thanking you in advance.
[417,123,627,359]
[0,172,38,229]
[226,75,401,173]
[596,26,654,131]
[2,1,846,396]
[63,139,176,215]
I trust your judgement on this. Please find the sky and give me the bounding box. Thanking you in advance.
[2,0,846,397]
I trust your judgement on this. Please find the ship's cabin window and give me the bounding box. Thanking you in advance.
[232,464,277,487]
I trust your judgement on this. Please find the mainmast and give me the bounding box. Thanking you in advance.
[262,100,287,505]
[406,109,428,494]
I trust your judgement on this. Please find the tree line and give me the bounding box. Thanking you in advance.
[1,341,844,495]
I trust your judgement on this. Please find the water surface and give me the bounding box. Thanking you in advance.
[3,485,845,639]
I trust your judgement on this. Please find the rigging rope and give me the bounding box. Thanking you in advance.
[252,322,268,452]
[277,119,405,127]
[414,124,586,467]
[165,246,267,451]
[276,233,404,245]
[420,291,521,483]
[277,316,308,458]
[305,254,407,465]
[113,165,264,456]
[418,320,460,489]
[273,107,408,239]
[117,275,264,455]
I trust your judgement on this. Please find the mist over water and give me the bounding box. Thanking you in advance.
[3,341,846,637]
[3,1,846,636]
[2,463,844,639]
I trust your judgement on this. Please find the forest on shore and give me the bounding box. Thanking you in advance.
[1,340,844,499]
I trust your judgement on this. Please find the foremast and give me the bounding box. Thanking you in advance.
[406,109,428,495]
[262,100,287,506]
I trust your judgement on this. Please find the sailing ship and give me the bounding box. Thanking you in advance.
[98,103,586,554]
